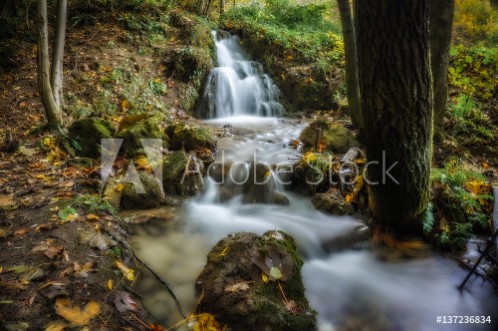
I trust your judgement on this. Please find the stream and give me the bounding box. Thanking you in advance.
[129,32,497,331]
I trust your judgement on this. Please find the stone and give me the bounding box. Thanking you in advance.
[167,123,216,153]
[299,118,358,153]
[116,115,166,158]
[120,171,164,210]
[195,231,316,331]
[68,118,115,159]
[311,188,354,215]
[162,151,204,197]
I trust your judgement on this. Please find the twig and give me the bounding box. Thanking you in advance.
[103,225,186,319]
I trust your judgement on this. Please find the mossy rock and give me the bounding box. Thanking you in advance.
[116,115,167,158]
[195,231,316,331]
[162,151,204,196]
[68,118,115,159]
[171,46,214,82]
[120,171,164,210]
[299,119,358,153]
[311,188,354,215]
[167,123,216,152]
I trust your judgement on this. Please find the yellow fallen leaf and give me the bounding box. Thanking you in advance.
[107,279,113,291]
[115,260,135,282]
[45,321,66,331]
[192,313,223,331]
[54,298,101,326]
[115,184,125,192]
[134,157,152,172]
[262,272,269,284]
[86,214,99,222]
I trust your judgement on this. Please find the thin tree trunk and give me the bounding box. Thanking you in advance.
[356,0,432,237]
[37,0,63,130]
[430,0,455,143]
[337,0,362,134]
[220,0,224,15]
[51,0,67,108]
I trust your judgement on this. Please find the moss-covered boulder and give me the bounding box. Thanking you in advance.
[162,151,204,196]
[311,188,354,215]
[116,115,166,158]
[195,230,316,331]
[68,118,115,158]
[241,162,290,205]
[120,171,164,210]
[167,123,216,154]
[299,119,358,153]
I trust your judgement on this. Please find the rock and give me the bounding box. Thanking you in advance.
[299,118,358,153]
[195,231,316,331]
[162,151,204,196]
[311,188,354,215]
[241,162,276,204]
[68,118,115,159]
[116,115,166,158]
[272,191,290,205]
[120,171,164,210]
[167,123,216,152]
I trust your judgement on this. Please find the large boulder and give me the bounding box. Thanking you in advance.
[68,118,115,159]
[299,118,358,153]
[311,188,354,215]
[167,123,216,152]
[120,171,164,210]
[195,231,316,331]
[116,115,166,158]
[242,162,289,205]
[162,151,204,196]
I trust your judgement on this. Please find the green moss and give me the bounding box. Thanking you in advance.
[117,115,166,158]
[162,151,204,196]
[168,123,216,151]
[68,118,115,159]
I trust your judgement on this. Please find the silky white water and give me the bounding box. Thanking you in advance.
[130,34,497,331]
[197,32,285,118]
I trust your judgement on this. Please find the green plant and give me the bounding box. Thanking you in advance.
[72,194,119,216]
[430,160,494,251]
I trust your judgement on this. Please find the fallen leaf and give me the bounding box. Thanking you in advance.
[7,265,30,274]
[107,279,113,290]
[224,282,251,293]
[86,214,99,222]
[79,228,116,250]
[54,298,101,326]
[262,272,269,284]
[270,266,283,280]
[14,228,28,237]
[114,291,138,312]
[5,322,30,331]
[58,206,78,223]
[73,262,95,278]
[115,260,135,282]
[44,321,66,331]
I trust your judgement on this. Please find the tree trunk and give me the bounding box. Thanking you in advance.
[356,0,432,237]
[51,0,67,108]
[0,0,16,18]
[337,0,363,134]
[430,0,455,143]
[37,0,63,130]
[220,0,224,15]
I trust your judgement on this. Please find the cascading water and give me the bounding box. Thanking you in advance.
[130,32,498,331]
[197,31,285,118]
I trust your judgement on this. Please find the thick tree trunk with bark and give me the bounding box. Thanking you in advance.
[37,0,63,130]
[337,0,362,133]
[356,0,432,236]
[51,0,67,108]
[430,0,455,143]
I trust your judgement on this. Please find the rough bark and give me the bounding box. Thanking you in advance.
[337,0,363,133]
[430,0,455,143]
[37,0,63,130]
[356,0,432,236]
[51,0,67,108]
[0,0,16,18]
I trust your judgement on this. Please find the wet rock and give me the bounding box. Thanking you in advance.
[167,122,216,153]
[68,118,115,159]
[195,230,316,331]
[162,151,204,197]
[299,118,358,153]
[272,191,290,205]
[312,188,354,215]
[116,115,166,158]
[241,162,276,204]
[120,171,164,210]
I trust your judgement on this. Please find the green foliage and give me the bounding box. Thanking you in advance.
[454,0,498,45]
[72,194,119,216]
[429,160,494,251]
[221,0,343,65]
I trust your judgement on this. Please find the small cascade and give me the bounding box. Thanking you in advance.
[198,31,285,118]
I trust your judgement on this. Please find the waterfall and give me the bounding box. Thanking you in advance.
[197,31,285,118]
